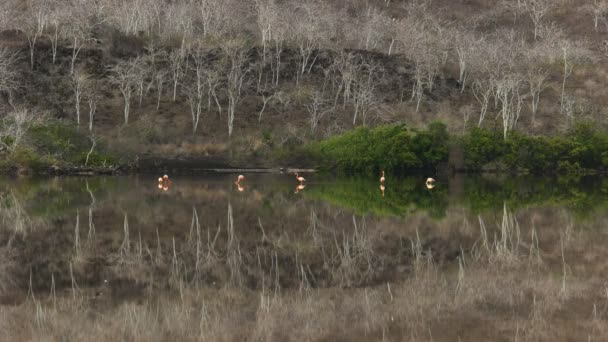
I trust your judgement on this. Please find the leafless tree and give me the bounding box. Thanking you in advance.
[109,59,141,125]
[495,74,525,139]
[452,28,482,93]
[526,0,555,40]
[306,90,329,132]
[328,51,360,109]
[360,8,391,51]
[20,0,48,70]
[169,49,186,102]
[63,13,93,75]
[582,0,608,31]
[71,70,89,127]
[352,63,381,125]
[84,134,99,166]
[0,48,20,107]
[197,0,240,38]
[205,67,223,117]
[186,45,209,133]
[523,49,550,122]
[472,79,494,126]
[0,108,40,152]
[220,39,250,138]
[289,1,333,83]
[86,80,99,131]
[48,1,66,64]
[153,68,167,111]
[254,0,279,60]
[559,40,574,114]
[258,90,285,122]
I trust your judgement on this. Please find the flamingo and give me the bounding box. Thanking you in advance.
[236,183,245,192]
[158,177,163,183]
[426,177,436,189]
[294,172,306,184]
[236,175,245,183]
[295,184,306,194]
[163,175,169,180]
[380,171,385,184]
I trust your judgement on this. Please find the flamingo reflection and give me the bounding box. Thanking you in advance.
[426,177,435,189]
[157,175,172,191]
[380,184,385,197]
[295,184,306,194]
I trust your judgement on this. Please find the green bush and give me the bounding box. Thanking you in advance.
[462,123,608,174]
[306,122,449,174]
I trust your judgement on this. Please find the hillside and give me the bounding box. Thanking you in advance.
[0,0,607,171]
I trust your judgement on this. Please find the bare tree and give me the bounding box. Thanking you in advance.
[582,0,608,31]
[63,13,93,76]
[495,74,525,139]
[352,63,381,125]
[0,108,40,152]
[84,134,99,167]
[289,1,333,83]
[328,51,360,109]
[168,49,186,102]
[71,71,89,127]
[109,59,141,125]
[153,68,167,111]
[220,39,250,138]
[472,79,494,126]
[526,0,555,40]
[186,45,209,133]
[197,0,239,38]
[360,8,390,51]
[306,90,329,132]
[0,48,20,107]
[258,90,285,122]
[205,67,223,117]
[20,0,48,70]
[452,28,482,93]
[559,40,574,114]
[48,1,66,65]
[254,0,279,60]
[86,80,99,131]
[523,50,549,122]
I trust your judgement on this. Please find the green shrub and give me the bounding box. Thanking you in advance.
[306,122,449,174]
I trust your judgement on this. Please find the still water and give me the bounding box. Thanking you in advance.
[0,174,607,341]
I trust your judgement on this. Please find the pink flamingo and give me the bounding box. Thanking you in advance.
[235,175,245,192]
[380,171,385,184]
[294,172,306,184]
[295,184,306,194]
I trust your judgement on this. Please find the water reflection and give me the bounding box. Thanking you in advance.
[0,174,607,340]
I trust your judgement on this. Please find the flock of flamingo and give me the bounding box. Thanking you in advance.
[158,171,435,195]
[233,171,435,196]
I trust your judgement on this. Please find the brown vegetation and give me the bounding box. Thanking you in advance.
[0,0,607,165]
